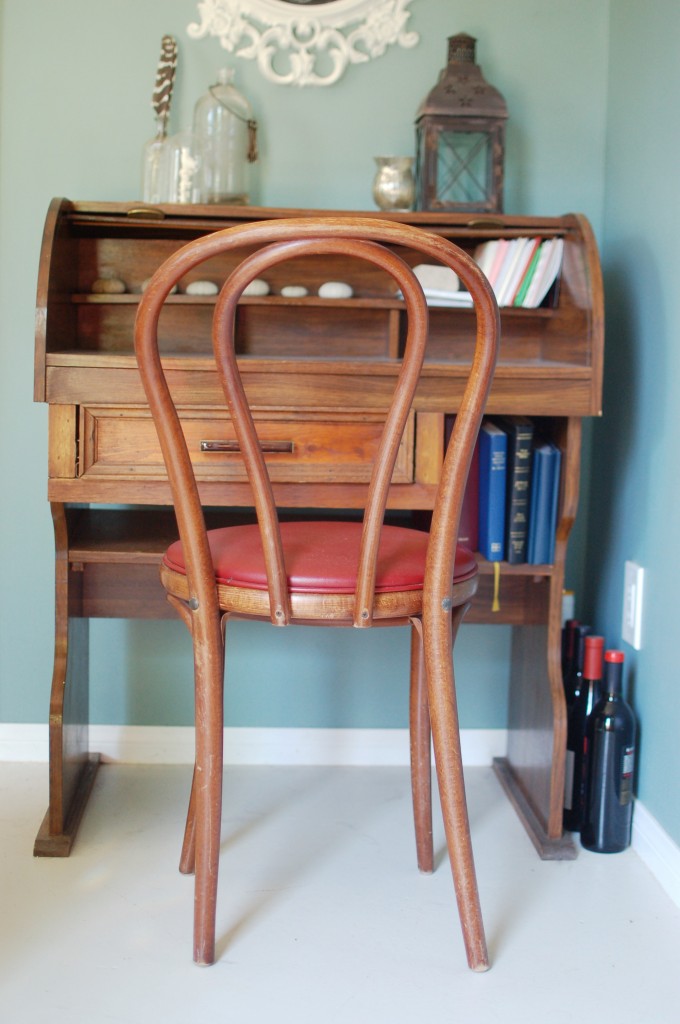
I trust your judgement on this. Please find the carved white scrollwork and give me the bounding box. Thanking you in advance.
[187,0,419,87]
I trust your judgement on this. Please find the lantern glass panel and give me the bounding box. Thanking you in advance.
[437,131,491,206]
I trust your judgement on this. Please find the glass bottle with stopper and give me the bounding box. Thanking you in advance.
[192,69,258,204]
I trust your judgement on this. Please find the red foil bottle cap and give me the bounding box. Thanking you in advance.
[605,649,625,663]
[583,635,604,679]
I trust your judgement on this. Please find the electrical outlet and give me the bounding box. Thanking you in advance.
[622,560,645,650]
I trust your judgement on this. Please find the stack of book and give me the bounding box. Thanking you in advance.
[474,236,564,308]
[455,417,562,565]
[398,241,563,309]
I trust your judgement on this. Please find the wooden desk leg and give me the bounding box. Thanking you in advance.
[493,619,576,860]
[34,504,100,857]
[492,570,578,859]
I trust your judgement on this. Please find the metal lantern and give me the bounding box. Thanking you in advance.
[415,34,508,213]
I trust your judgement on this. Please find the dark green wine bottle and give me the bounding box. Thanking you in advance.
[581,650,636,853]
[563,635,604,832]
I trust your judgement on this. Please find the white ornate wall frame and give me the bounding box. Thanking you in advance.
[187,0,420,87]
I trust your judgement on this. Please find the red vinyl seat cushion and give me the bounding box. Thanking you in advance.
[163,520,477,594]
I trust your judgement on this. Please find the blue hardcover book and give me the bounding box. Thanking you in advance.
[526,442,562,564]
[478,420,507,561]
[500,416,535,564]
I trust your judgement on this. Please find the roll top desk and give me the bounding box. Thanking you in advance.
[34,199,603,858]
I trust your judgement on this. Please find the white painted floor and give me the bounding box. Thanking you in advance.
[2,762,679,1023]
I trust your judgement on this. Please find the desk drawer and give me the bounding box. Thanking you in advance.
[79,406,414,484]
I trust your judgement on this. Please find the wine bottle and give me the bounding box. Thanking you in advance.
[561,617,579,682]
[563,635,604,831]
[563,623,591,708]
[581,650,637,853]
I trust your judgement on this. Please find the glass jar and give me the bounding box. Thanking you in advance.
[160,129,200,204]
[141,131,169,204]
[192,68,257,204]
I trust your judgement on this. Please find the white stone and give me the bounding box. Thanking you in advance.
[185,280,219,296]
[91,277,126,294]
[318,281,353,299]
[243,278,270,296]
[280,285,309,298]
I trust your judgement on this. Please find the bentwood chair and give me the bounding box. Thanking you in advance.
[134,217,499,972]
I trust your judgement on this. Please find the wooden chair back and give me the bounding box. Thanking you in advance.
[134,217,499,627]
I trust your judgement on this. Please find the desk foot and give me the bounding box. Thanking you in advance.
[33,754,101,857]
[492,757,576,860]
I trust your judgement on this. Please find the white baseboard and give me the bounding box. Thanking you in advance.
[0,724,49,763]
[0,723,506,767]
[633,800,680,909]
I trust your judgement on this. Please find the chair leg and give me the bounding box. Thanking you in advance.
[191,614,225,966]
[425,602,489,972]
[180,612,228,879]
[409,619,433,872]
[179,767,197,875]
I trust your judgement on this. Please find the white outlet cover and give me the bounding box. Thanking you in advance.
[622,560,645,650]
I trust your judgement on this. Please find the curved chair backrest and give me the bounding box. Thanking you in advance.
[134,217,499,629]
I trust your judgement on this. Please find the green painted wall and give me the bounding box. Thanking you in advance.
[585,0,680,845]
[0,3,609,734]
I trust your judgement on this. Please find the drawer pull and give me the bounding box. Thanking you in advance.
[126,205,165,220]
[200,439,294,454]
